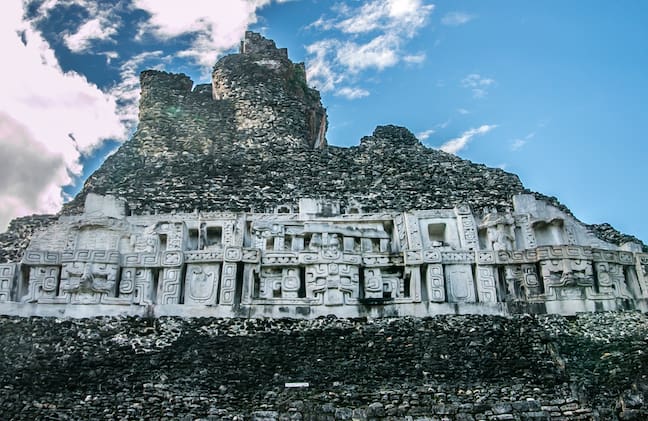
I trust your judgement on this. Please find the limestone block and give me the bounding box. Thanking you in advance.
[84,193,127,219]
[445,264,476,303]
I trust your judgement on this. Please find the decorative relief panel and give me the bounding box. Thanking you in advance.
[476,266,497,303]
[541,259,594,300]
[306,263,359,306]
[0,264,17,303]
[445,264,476,303]
[592,262,633,300]
[23,266,61,303]
[118,267,155,304]
[256,267,301,300]
[425,264,445,302]
[159,268,183,304]
[22,250,61,265]
[184,264,220,305]
[455,205,478,250]
[60,261,119,304]
[220,262,238,305]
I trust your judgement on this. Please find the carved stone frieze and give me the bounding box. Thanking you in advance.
[4,194,646,316]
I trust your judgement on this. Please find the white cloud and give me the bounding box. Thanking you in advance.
[416,129,435,140]
[335,87,370,100]
[0,0,127,230]
[337,34,400,73]
[64,16,119,53]
[440,124,497,154]
[441,12,475,26]
[461,73,495,98]
[28,0,121,53]
[457,108,470,115]
[132,0,280,68]
[306,0,434,93]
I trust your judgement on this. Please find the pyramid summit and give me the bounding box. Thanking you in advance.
[0,31,646,318]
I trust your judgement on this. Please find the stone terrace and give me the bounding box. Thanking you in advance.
[1,312,647,420]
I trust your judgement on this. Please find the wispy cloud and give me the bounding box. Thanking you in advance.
[335,86,370,100]
[441,12,475,26]
[440,124,497,154]
[461,73,495,98]
[511,131,536,151]
[403,53,426,64]
[416,129,435,141]
[457,108,470,115]
[306,0,434,95]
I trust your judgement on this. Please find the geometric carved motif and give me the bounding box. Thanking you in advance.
[256,267,301,300]
[305,263,359,306]
[119,267,155,305]
[219,263,238,305]
[160,267,183,304]
[476,266,497,303]
[0,264,16,303]
[23,266,61,303]
[184,263,220,305]
[425,264,445,302]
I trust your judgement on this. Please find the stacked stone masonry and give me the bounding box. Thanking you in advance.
[1,313,647,419]
[1,193,646,317]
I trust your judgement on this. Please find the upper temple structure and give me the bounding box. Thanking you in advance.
[0,32,646,318]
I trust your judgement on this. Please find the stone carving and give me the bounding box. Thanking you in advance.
[220,263,238,305]
[160,268,183,304]
[4,193,647,317]
[475,266,498,303]
[455,205,478,250]
[480,208,515,251]
[185,264,220,305]
[541,259,594,300]
[445,264,476,303]
[306,263,359,306]
[23,266,61,303]
[60,262,118,304]
[593,262,633,300]
[119,267,155,304]
[0,264,16,303]
[256,267,301,300]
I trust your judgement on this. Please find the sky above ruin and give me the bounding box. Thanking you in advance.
[0,0,647,244]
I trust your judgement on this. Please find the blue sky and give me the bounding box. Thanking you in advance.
[0,0,646,244]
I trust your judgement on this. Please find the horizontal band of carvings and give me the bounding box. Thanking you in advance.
[22,250,61,265]
[591,249,635,265]
[62,249,120,264]
[184,248,259,263]
[121,253,160,267]
[495,246,638,266]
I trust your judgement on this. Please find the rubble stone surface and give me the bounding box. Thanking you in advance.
[1,312,646,420]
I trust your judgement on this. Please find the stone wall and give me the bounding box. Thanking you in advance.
[1,312,646,420]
